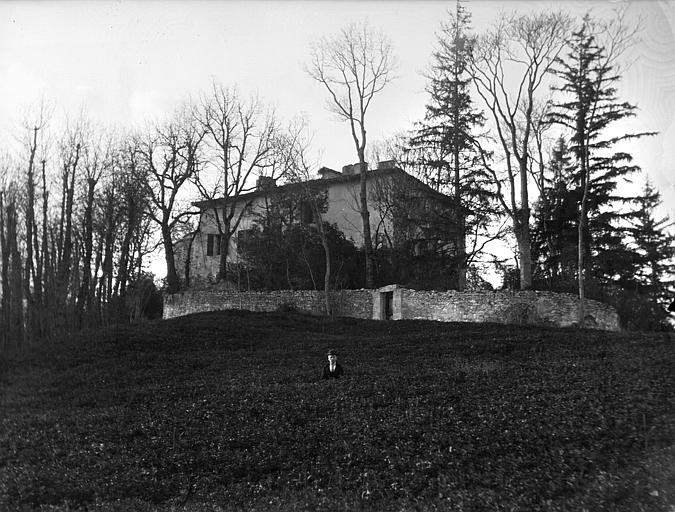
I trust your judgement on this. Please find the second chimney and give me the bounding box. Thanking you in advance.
[341,162,368,175]
[256,176,277,191]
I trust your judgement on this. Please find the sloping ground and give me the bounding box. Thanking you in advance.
[0,311,673,511]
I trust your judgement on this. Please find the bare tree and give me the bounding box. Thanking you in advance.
[19,108,51,340]
[367,133,408,171]
[95,154,125,323]
[114,136,149,315]
[278,120,333,313]
[0,163,25,348]
[194,83,280,282]
[0,158,17,349]
[471,11,571,290]
[76,130,115,326]
[307,21,396,288]
[139,109,204,293]
[0,107,167,345]
[56,120,86,305]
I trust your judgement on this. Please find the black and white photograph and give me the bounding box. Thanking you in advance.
[1,0,674,510]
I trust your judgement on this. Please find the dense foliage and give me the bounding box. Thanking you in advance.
[626,181,675,306]
[0,124,157,349]
[545,15,649,292]
[532,144,673,331]
[237,209,363,291]
[530,15,671,330]
[1,311,673,511]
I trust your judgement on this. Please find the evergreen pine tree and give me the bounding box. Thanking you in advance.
[407,0,493,290]
[627,180,675,306]
[547,14,656,322]
[532,136,577,289]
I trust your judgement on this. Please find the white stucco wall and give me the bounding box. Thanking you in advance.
[189,175,392,265]
[322,177,392,246]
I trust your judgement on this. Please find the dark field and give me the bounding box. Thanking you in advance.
[1,311,674,511]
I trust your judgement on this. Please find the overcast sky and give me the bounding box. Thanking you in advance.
[1,0,673,220]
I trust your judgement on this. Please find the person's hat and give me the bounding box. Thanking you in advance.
[326,348,337,356]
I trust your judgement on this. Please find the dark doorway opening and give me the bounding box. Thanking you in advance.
[383,291,393,320]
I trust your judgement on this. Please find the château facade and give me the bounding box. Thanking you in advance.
[174,160,459,286]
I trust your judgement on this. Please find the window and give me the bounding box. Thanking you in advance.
[207,234,214,256]
[237,229,254,254]
[414,239,433,257]
[300,201,314,225]
[207,234,221,257]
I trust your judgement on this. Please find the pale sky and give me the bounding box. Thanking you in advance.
[1,0,674,267]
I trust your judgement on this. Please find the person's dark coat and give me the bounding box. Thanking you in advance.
[322,363,344,379]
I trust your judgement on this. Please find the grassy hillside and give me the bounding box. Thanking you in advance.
[1,311,674,511]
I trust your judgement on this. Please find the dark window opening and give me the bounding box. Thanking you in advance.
[207,234,222,257]
[207,234,214,256]
[237,229,254,254]
[300,201,314,225]
[414,240,431,257]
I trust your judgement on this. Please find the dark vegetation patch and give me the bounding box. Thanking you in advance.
[1,311,674,511]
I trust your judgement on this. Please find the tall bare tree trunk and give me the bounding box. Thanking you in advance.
[184,229,200,289]
[77,177,96,327]
[163,223,180,293]
[313,203,332,315]
[322,234,331,315]
[218,217,231,281]
[40,161,55,341]
[0,191,9,350]
[578,194,588,324]
[57,143,81,314]
[471,12,570,291]
[99,192,117,325]
[519,160,533,290]
[453,90,467,291]
[357,148,374,288]
[578,149,590,325]
[307,22,395,289]
[24,127,39,342]
[115,194,139,319]
[6,197,24,347]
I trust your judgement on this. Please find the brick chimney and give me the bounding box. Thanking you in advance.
[377,160,396,170]
[341,162,368,175]
[256,176,277,191]
[318,167,341,179]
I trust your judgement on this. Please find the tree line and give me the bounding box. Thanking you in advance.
[1,3,673,349]
[373,4,673,329]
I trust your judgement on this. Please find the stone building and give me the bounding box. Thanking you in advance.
[174,161,459,285]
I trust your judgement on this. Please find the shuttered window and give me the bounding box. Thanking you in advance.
[207,234,221,257]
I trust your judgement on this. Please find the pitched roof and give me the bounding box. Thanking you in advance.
[192,167,453,209]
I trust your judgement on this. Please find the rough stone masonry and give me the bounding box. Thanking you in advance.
[164,286,620,331]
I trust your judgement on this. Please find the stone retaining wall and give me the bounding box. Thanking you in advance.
[164,287,620,331]
[163,289,373,320]
[398,289,619,330]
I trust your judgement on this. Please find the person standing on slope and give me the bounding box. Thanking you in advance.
[322,348,344,379]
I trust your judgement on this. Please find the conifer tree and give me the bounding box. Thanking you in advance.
[547,13,655,322]
[532,136,577,288]
[408,0,493,290]
[627,180,675,306]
